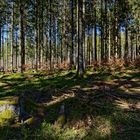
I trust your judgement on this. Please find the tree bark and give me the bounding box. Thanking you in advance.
[77,0,85,76]
[10,1,14,71]
[70,0,74,68]
[19,0,25,73]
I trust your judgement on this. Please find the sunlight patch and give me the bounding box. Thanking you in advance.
[96,119,111,137]
[115,99,130,109]
[129,88,140,93]
[115,99,140,110]
[41,92,75,106]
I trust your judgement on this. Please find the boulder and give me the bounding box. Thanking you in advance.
[0,104,19,114]
[0,95,38,125]
[0,96,19,125]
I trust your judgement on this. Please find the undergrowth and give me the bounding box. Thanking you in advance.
[0,66,139,140]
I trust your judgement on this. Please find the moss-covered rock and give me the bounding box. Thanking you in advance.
[0,96,19,126]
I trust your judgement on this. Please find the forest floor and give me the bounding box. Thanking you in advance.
[0,66,140,140]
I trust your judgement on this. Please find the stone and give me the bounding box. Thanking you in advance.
[0,96,19,125]
[0,104,19,115]
[0,95,36,125]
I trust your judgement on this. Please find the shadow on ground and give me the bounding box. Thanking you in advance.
[0,68,140,140]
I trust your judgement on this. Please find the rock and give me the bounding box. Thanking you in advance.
[0,96,19,114]
[0,104,19,115]
[0,95,38,125]
[0,96,19,125]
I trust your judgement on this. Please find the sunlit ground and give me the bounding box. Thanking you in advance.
[0,67,140,140]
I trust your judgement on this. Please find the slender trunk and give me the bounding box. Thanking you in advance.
[0,26,1,68]
[2,28,4,72]
[124,21,128,60]
[77,0,84,76]
[136,29,138,56]
[19,0,25,73]
[49,0,52,70]
[88,27,90,65]
[119,29,122,59]
[6,25,8,71]
[130,31,133,61]
[15,30,18,69]
[101,0,104,61]
[70,0,74,68]
[94,5,97,61]
[124,2,129,61]
[55,18,59,66]
[108,9,111,61]
[60,29,63,64]
[45,34,48,66]
[35,0,39,71]
[10,2,14,71]
[114,0,119,59]
[105,0,108,60]
[40,0,44,68]
[91,27,94,62]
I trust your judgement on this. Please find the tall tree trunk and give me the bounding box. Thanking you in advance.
[15,30,18,69]
[70,0,74,68]
[114,0,119,59]
[108,8,111,61]
[10,1,14,71]
[6,26,8,71]
[35,0,39,71]
[130,31,133,61]
[101,0,104,61]
[94,1,97,61]
[40,0,44,68]
[119,29,122,59]
[60,27,63,64]
[49,0,52,70]
[0,25,1,68]
[19,0,25,73]
[124,20,128,60]
[2,28,4,72]
[77,0,85,76]
[136,28,138,57]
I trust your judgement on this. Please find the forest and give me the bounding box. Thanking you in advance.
[0,0,140,139]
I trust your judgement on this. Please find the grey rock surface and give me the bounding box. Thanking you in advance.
[0,104,19,115]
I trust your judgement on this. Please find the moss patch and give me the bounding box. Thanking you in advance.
[0,96,18,105]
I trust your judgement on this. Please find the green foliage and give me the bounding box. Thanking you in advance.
[33,122,86,140]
